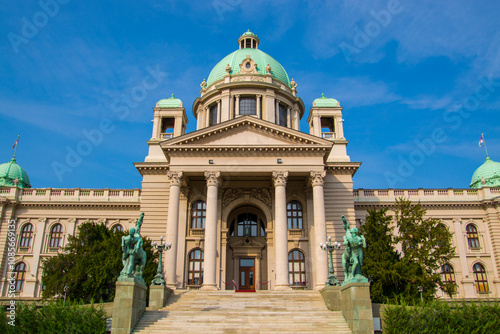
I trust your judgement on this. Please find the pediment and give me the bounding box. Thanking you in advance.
[161,116,333,150]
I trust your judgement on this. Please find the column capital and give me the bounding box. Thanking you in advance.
[310,171,326,187]
[167,171,184,187]
[204,171,221,187]
[272,171,289,187]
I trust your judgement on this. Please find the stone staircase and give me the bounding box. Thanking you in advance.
[133,290,352,334]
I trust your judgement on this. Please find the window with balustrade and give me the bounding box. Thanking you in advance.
[191,200,207,229]
[288,249,306,286]
[287,201,303,230]
[473,263,488,292]
[187,249,204,286]
[14,262,27,291]
[466,224,480,248]
[20,223,33,249]
[49,223,63,248]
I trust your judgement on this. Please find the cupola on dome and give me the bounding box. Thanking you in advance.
[0,157,31,188]
[157,94,183,108]
[313,93,340,108]
[206,30,291,88]
[470,156,500,189]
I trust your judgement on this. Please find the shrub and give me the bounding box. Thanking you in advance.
[1,300,107,334]
[383,300,500,334]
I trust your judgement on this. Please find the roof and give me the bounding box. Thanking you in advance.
[206,48,291,88]
[313,93,340,107]
[470,156,500,188]
[157,94,183,108]
[0,157,31,188]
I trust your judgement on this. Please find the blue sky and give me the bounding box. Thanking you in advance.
[1,0,499,190]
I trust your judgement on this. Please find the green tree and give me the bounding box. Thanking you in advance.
[41,222,158,303]
[394,198,455,300]
[360,199,454,304]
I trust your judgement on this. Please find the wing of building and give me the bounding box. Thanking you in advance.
[1,31,499,299]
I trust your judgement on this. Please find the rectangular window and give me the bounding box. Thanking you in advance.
[209,105,218,126]
[239,97,256,115]
[278,104,287,126]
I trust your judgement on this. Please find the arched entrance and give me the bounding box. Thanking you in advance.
[225,205,268,291]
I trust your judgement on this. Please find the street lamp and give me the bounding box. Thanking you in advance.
[151,236,171,286]
[320,236,342,286]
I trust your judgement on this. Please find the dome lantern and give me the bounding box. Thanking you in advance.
[238,30,259,49]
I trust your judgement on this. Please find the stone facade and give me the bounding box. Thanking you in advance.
[1,31,499,301]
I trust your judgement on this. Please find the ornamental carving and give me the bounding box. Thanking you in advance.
[180,187,190,200]
[272,171,289,187]
[204,171,221,187]
[222,188,272,209]
[167,171,184,187]
[238,55,258,74]
[310,171,326,187]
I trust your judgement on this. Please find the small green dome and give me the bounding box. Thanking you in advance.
[157,94,182,108]
[313,93,340,107]
[0,158,31,188]
[470,157,500,188]
[242,30,256,36]
[206,48,291,88]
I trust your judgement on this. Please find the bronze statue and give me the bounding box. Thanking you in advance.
[119,212,146,284]
[341,215,368,286]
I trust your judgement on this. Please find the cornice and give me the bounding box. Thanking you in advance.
[134,162,170,176]
[325,162,361,176]
[17,202,141,209]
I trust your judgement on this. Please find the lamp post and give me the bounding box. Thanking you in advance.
[320,236,342,286]
[151,236,171,286]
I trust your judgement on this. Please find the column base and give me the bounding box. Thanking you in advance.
[200,284,218,291]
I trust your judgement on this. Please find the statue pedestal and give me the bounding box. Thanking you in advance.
[111,278,147,334]
[321,283,374,334]
[149,285,173,310]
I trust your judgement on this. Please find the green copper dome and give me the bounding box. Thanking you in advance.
[313,93,340,107]
[0,157,31,188]
[470,157,500,189]
[206,46,291,88]
[157,94,182,108]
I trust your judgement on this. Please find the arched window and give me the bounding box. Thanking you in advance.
[20,223,33,248]
[191,201,207,229]
[187,249,204,286]
[287,201,303,229]
[473,263,488,292]
[441,264,456,292]
[237,213,258,237]
[288,249,306,286]
[14,262,27,291]
[49,224,63,248]
[466,224,480,248]
[112,224,124,232]
[239,97,256,115]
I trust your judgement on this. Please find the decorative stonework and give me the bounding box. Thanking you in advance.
[310,171,326,187]
[204,171,221,187]
[272,171,288,187]
[167,171,183,187]
[68,218,76,224]
[222,188,272,209]
[180,187,190,200]
[238,55,258,74]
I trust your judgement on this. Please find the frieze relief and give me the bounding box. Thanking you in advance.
[222,188,272,209]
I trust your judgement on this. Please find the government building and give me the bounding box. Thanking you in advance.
[1,31,499,301]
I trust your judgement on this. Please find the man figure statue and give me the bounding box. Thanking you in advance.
[119,212,147,284]
[341,215,368,286]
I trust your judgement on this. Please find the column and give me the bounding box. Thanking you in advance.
[217,100,221,124]
[205,107,210,128]
[256,95,262,119]
[202,171,221,290]
[273,171,290,290]
[235,95,240,116]
[165,171,183,288]
[275,100,280,125]
[287,107,291,128]
[311,171,328,289]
